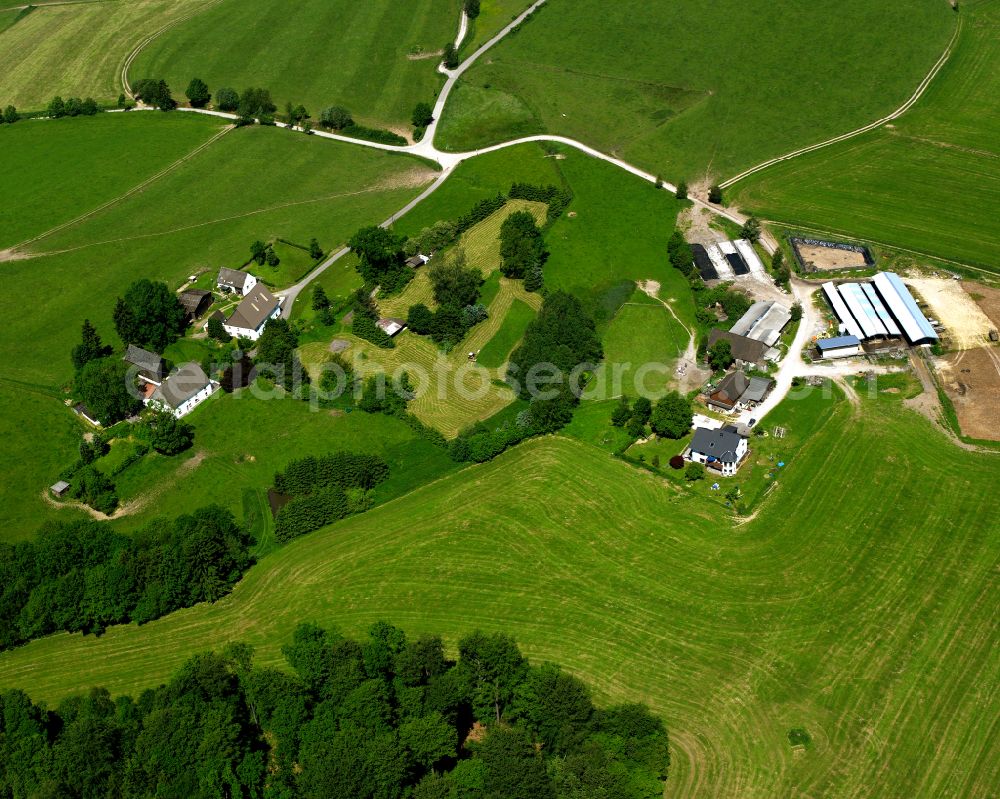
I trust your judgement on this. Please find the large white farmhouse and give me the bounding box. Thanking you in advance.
[687,425,749,477]
[223,284,282,341]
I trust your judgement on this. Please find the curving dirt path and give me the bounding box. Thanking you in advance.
[719,19,961,190]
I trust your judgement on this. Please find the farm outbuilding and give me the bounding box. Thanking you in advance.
[823,273,938,346]
[50,481,70,498]
[816,335,863,359]
[872,272,939,345]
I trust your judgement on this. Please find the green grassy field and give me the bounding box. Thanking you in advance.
[475,298,535,368]
[1,387,996,798]
[459,0,536,53]
[130,0,460,131]
[732,0,1000,272]
[0,0,217,111]
[0,113,222,249]
[0,116,436,537]
[438,0,956,182]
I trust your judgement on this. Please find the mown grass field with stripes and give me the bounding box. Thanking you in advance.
[731,0,999,272]
[1,387,995,798]
[130,0,460,131]
[301,201,546,435]
[0,0,217,111]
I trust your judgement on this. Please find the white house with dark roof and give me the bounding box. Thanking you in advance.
[223,284,282,341]
[687,425,749,476]
[217,267,259,296]
[149,363,216,418]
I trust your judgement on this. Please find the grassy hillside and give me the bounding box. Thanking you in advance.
[0,0,217,111]
[0,117,436,536]
[0,389,995,798]
[438,0,955,181]
[130,0,460,131]
[732,1,999,272]
[0,112,222,249]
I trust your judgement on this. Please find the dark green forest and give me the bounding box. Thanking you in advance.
[0,624,668,798]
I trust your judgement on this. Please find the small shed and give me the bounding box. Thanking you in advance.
[406,254,430,269]
[377,318,407,337]
[51,481,71,498]
[178,289,213,321]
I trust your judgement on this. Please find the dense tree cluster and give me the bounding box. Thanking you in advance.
[112,279,187,350]
[221,354,255,392]
[611,395,653,439]
[412,101,434,129]
[667,230,695,278]
[273,452,389,541]
[350,226,412,293]
[499,211,545,283]
[256,318,308,393]
[0,624,669,798]
[206,314,230,342]
[707,339,734,371]
[312,284,335,324]
[0,105,18,124]
[507,290,602,423]
[237,87,276,125]
[320,104,353,130]
[251,239,280,268]
[132,79,176,110]
[771,249,791,288]
[649,391,693,439]
[145,410,194,455]
[215,86,239,111]
[694,284,752,329]
[0,506,251,650]
[73,357,141,426]
[70,319,111,372]
[408,253,487,348]
[465,0,481,18]
[351,289,397,349]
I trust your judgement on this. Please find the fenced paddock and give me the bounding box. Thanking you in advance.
[791,236,875,272]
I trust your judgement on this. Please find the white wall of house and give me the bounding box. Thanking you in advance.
[224,304,280,341]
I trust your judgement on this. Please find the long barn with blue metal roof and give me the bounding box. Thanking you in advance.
[822,273,938,346]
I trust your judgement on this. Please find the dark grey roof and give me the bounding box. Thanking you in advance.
[124,344,165,379]
[690,425,746,464]
[218,267,249,288]
[153,363,210,409]
[227,284,280,332]
[741,376,774,404]
[179,289,212,314]
[708,328,768,365]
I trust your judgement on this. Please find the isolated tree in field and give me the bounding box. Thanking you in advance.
[611,395,631,427]
[185,78,211,108]
[465,0,481,17]
[708,184,723,204]
[311,285,330,312]
[412,102,434,129]
[147,410,195,455]
[250,240,267,266]
[207,315,230,342]
[3,105,19,123]
[667,229,695,276]
[740,216,761,243]
[790,302,803,322]
[71,320,110,371]
[74,357,141,425]
[266,247,280,268]
[133,79,176,110]
[675,180,689,200]
[320,105,353,130]
[707,338,733,371]
[685,461,705,481]
[443,43,459,69]
[650,391,693,439]
[114,279,186,350]
[215,87,239,111]
[309,237,323,260]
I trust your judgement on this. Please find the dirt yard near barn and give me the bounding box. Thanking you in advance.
[905,276,993,350]
[937,347,1000,441]
[795,242,868,270]
[969,283,1000,330]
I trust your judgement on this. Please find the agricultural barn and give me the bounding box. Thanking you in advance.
[816,335,863,359]
[217,267,258,296]
[224,284,282,341]
[708,328,777,367]
[123,344,166,385]
[178,289,213,321]
[688,425,749,477]
[822,273,937,345]
[406,254,430,268]
[150,363,216,419]
[729,300,792,347]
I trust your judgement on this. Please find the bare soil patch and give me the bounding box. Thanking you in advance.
[329,339,351,353]
[970,283,1000,330]
[936,347,1000,441]
[905,276,993,350]
[795,243,868,271]
[677,205,725,247]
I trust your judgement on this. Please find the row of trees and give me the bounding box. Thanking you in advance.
[0,506,251,650]
[0,623,669,798]
[46,95,99,118]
